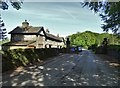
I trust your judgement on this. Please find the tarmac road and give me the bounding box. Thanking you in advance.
[2,50,119,86]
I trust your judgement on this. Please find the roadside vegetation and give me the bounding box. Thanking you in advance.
[69,31,120,49]
[1,48,59,72]
[68,31,120,60]
[0,39,10,45]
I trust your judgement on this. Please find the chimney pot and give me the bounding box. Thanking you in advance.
[46,29,50,33]
[22,20,29,30]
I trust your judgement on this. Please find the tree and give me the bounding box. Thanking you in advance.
[81,1,120,33]
[0,16,7,41]
[0,0,23,41]
[0,0,23,10]
[69,31,120,48]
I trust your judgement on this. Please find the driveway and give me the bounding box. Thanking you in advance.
[2,50,119,86]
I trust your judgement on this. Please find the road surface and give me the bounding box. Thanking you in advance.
[2,50,119,86]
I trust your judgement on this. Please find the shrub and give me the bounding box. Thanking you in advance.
[2,48,59,72]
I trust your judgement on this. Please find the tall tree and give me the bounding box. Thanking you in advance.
[0,0,23,41]
[81,1,120,34]
[0,16,7,41]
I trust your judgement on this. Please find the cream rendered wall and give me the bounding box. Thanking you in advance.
[12,35,36,41]
[24,35,36,41]
[37,36,45,48]
[10,46,28,49]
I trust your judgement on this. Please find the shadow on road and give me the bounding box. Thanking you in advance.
[2,50,119,86]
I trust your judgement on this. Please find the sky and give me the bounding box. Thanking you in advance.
[1,2,108,39]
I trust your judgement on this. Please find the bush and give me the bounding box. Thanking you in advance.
[2,48,59,72]
[107,45,120,51]
[94,45,120,60]
[107,45,120,59]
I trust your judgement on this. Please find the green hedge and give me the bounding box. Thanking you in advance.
[1,48,59,73]
[107,45,120,60]
[107,45,120,51]
[94,45,120,60]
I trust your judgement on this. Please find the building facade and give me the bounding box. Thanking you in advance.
[2,20,65,50]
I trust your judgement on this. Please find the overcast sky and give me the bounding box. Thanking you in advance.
[1,2,107,38]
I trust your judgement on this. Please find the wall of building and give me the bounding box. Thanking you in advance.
[24,35,36,41]
[2,45,28,50]
[10,34,64,49]
[11,34,37,42]
[37,36,45,48]
[11,34,24,41]
[10,46,28,49]
[45,39,64,48]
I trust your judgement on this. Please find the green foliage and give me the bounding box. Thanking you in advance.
[0,0,23,40]
[0,39,10,45]
[95,45,120,59]
[107,45,120,59]
[69,31,120,49]
[108,45,120,51]
[2,48,59,72]
[0,0,23,10]
[81,1,120,33]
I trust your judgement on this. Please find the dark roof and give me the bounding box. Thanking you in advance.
[45,33,64,42]
[9,26,64,42]
[9,26,43,35]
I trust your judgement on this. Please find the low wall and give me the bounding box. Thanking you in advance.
[95,45,120,60]
[1,48,59,72]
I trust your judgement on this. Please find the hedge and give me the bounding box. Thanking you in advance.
[1,48,59,73]
[94,45,120,60]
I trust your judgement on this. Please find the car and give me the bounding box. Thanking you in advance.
[70,46,82,53]
[78,46,82,52]
[70,47,76,52]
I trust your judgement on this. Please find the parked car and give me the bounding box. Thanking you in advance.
[70,46,82,53]
[70,47,76,52]
[77,46,82,52]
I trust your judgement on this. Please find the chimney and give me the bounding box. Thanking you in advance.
[22,20,29,30]
[46,29,50,33]
[57,34,59,37]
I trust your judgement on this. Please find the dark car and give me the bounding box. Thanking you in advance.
[70,46,82,53]
[70,47,76,52]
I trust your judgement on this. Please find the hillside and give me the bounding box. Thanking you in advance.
[68,31,120,48]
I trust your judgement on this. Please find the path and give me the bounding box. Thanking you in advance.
[2,50,119,86]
